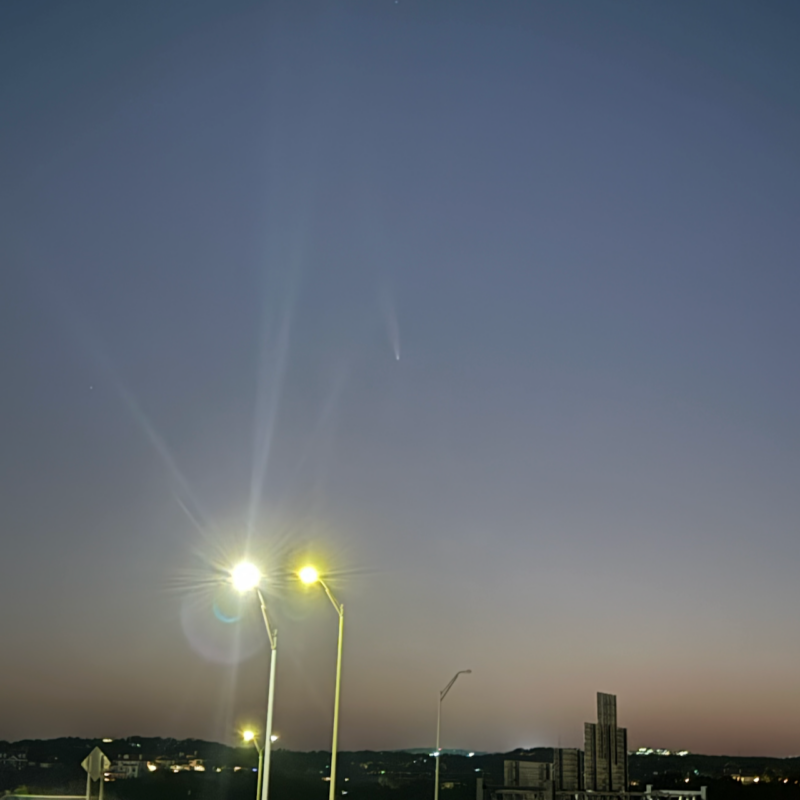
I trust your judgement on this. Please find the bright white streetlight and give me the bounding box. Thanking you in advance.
[231,562,261,593]
[299,565,344,800]
[231,562,277,800]
[434,670,471,800]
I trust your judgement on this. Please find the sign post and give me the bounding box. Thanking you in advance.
[82,747,110,800]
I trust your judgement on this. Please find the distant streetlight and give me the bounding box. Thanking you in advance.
[231,562,277,800]
[242,730,264,800]
[434,670,471,800]
[299,565,344,800]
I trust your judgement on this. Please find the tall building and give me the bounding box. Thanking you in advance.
[584,692,628,793]
[504,760,551,788]
[552,748,582,792]
[497,749,581,800]
[483,690,707,800]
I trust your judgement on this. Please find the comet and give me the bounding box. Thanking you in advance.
[381,287,401,361]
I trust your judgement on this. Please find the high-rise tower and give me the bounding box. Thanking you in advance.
[584,692,628,792]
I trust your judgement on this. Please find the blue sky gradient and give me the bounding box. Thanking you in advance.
[2,0,800,756]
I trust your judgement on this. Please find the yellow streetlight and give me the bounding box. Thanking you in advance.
[242,730,264,800]
[299,566,344,800]
[299,565,319,585]
[231,562,277,800]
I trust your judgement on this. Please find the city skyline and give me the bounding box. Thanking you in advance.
[2,0,800,758]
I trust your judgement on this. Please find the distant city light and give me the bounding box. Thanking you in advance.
[635,747,685,757]
[468,752,475,758]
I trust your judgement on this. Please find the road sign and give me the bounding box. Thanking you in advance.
[82,747,110,782]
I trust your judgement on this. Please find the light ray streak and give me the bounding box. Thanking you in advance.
[247,66,339,540]
[111,377,214,533]
[32,267,214,536]
[247,280,295,542]
[245,217,310,543]
[267,358,351,520]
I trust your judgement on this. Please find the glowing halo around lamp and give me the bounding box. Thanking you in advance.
[231,562,261,593]
[298,565,320,585]
[242,730,256,743]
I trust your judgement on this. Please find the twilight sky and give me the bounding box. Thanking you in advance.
[2,0,800,758]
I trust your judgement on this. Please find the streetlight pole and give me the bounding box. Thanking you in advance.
[231,563,278,800]
[256,743,264,800]
[299,567,344,800]
[434,670,471,800]
[243,731,264,800]
[324,583,344,800]
[257,588,278,800]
